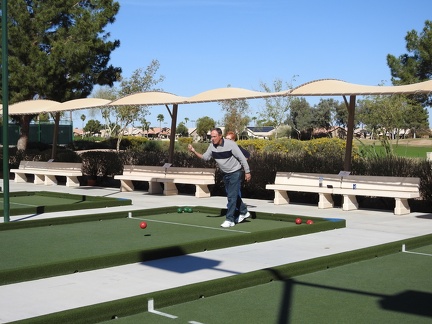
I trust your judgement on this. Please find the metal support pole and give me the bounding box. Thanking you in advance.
[343,95,356,172]
[168,104,178,164]
[2,0,10,222]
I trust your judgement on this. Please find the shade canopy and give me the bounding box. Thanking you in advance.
[108,91,187,106]
[4,79,432,115]
[2,78,432,171]
[184,87,290,103]
[6,99,58,115]
[291,79,432,96]
[6,98,110,115]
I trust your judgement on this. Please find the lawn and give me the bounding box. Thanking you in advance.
[357,138,432,158]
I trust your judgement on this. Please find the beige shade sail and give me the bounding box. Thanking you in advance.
[291,79,432,96]
[6,98,111,115]
[2,78,432,170]
[6,99,59,115]
[53,98,111,111]
[185,87,290,103]
[108,91,187,106]
[4,79,432,114]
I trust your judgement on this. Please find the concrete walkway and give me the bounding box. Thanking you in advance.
[1,182,431,323]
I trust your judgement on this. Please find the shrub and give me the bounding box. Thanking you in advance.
[80,151,123,178]
[66,137,432,207]
[142,140,163,152]
[414,160,432,201]
[122,136,148,149]
[54,149,82,163]
[178,137,193,145]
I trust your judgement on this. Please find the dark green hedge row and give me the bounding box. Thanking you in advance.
[3,146,432,208]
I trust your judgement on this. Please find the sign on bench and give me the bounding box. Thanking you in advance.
[114,165,216,198]
[266,172,420,215]
[10,161,83,187]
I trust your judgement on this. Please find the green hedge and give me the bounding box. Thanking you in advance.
[4,138,432,208]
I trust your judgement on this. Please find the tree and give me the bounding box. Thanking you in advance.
[358,94,429,141]
[140,118,151,138]
[259,77,297,138]
[93,86,118,137]
[220,95,250,136]
[80,114,86,137]
[176,122,189,137]
[157,114,165,134]
[83,119,102,136]
[37,113,50,123]
[81,114,86,127]
[312,100,333,131]
[196,116,216,141]
[334,100,351,128]
[387,20,432,109]
[289,98,313,139]
[0,0,122,150]
[404,101,429,138]
[96,61,165,150]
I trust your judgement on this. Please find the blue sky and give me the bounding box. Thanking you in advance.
[77,0,432,128]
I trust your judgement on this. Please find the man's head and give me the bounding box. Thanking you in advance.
[210,128,223,146]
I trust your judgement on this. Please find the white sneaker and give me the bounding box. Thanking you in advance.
[237,212,250,223]
[220,220,235,228]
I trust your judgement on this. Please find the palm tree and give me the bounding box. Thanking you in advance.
[140,118,151,138]
[157,114,164,138]
[80,114,86,137]
[252,116,257,127]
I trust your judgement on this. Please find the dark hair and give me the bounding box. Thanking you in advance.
[212,128,223,135]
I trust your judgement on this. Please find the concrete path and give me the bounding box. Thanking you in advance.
[0,182,431,323]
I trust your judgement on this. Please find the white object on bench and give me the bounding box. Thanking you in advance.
[10,161,83,187]
[114,165,216,198]
[266,172,420,215]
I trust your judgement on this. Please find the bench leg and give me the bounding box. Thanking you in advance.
[163,182,178,196]
[14,173,27,183]
[342,194,359,211]
[318,193,334,209]
[120,180,134,192]
[44,175,58,186]
[34,174,45,185]
[148,181,163,194]
[195,185,210,198]
[394,198,410,215]
[273,190,289,205]
[66,176,80,187]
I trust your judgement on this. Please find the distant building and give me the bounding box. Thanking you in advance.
[245,126,275,139]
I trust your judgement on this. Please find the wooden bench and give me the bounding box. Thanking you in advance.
[114,165,216,198]
[10,161,83,187]
[266,172,420,215]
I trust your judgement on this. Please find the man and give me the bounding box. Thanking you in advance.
[188,128,251,228]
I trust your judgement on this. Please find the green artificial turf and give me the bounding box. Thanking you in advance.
[0,191,132,216]
[0,206,345,285]
[15,234,432,324]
